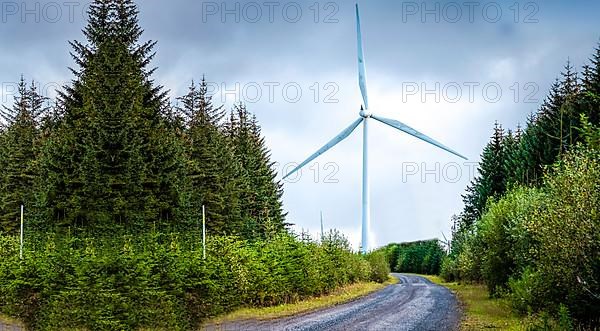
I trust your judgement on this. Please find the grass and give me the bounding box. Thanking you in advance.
[206,276,398,325]
[423,275,523,331]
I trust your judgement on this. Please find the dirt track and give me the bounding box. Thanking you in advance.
[203,273,461,331]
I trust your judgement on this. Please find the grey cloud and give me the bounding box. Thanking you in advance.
[1,0,598,248]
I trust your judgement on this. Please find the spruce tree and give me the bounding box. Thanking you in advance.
[0,77,46,233]
[453,122,508,242]
[514,114,545,185]
[177,78,244,236]
[40,0,188,232]
[458,181,480,233]
[514,62,583,187]
[502,129,520,186]
[580,43,600,126]
[226,103,286,238]
[475,122,507,212]
[542,62,580,155]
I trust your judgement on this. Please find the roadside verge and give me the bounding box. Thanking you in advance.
[206,275,398,325]
[422,275,522,330]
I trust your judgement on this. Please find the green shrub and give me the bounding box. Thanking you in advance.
[477,187,544,295]
[508,267,545,315]
[455,233,483,282]
[530,146,600,320]
[440,255,459,282]
[365,251,390,283]
[477,145,600,323]
[0,230,380,330]
[558,304,574,331]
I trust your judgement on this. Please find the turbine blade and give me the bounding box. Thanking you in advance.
[283,117,364,179]
[371,114,468,160]
[356,4,369,109]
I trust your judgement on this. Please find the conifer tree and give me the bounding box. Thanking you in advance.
[177,78,244,236]
[541,62,580,156]
[0,77,47,233]
[448,44,600,277]
[40,0,188,231]
[226,103,286,238]
[474,122,507,212]
[513,62,583,187]
[451,123,508,244]
[502,129,520,186]
[512,114,543,185]
[580,43,600,126]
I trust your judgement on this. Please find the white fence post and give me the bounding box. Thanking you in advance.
[19,205,24,260]
[202,205,206,260]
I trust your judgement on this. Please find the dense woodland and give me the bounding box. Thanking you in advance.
[443,45,600,326]
[380,240,445,275]
[0,1,391,329]
[0,1,285,238]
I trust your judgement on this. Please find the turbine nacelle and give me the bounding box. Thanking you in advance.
[359,105,371,118]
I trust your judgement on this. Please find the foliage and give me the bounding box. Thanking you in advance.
[507,267,544,315]
[382,239,444,275]
[176,78,245,236]
[210,281,388,323]
[528,146,600,319]
[0,1,388,329]
[0,78,48,233]
[448,145,599,321]
[225,103,287,237]
[444,43,600,324]
[450,45,600,255]
[0,231,384,330]
[364,250,390,283]
[425,275,595,331]
[477,187,544,294]
[0,0,286,238]
[37,0,189,231]
[450,123,510,259]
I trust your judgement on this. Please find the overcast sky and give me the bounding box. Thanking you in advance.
[1,0,599,249]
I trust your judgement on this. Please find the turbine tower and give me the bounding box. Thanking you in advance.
[284,4,467,254]
[320,211,325,240]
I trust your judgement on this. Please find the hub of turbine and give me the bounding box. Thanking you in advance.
[359,106,371,118]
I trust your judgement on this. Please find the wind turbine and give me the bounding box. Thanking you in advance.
[284,4,467,254]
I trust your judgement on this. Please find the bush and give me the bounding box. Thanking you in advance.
[508,267,546,315]
[463,145,600,323]
[455,234,483,282]
[365,251,389,283]
[527,146,600,320]
[0,230,383,330]
[440,255,459,282]
[477,187,544,295]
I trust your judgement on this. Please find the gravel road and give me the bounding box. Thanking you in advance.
[0,322,21,331]
[203,273,461,331]
[0,274,460,330]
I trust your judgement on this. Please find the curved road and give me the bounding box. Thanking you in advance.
[204,274,461,331]
[0,274,460,330]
